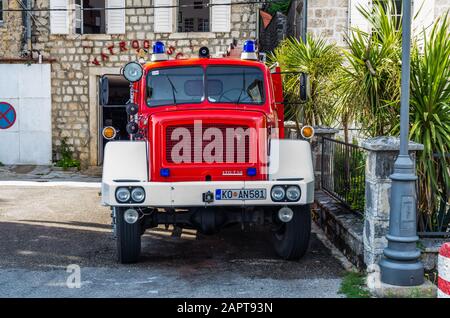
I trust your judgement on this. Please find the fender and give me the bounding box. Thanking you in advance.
[269,139,314,203]
[102,141,148,182]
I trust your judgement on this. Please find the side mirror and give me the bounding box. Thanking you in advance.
[299,73,310,102]
[99,76,109,106]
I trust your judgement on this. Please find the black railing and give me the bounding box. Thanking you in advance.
[321,137,366,216]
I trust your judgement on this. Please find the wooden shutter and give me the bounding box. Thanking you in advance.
[211,0,231,33]
[349,0,371,33]
[107,0,125,34]
[413,0,435,35]
[154,0,174,33]
[50,0,69,34]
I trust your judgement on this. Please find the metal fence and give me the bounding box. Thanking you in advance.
[321,137,366,216]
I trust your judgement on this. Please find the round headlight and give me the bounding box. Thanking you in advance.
[278,207,294,223]
[116,188,130,203]
[124,209,139,224]
[122,61,143,82]
[271,186,286,201]
[131,187,145,203]
[286,186,301,201]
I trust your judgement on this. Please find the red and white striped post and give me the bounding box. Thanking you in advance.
[438,242,450,298]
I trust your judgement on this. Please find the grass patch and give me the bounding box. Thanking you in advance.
[339,271,371,298]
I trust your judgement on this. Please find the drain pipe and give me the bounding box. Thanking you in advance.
[26,0,32,53]
[302,0,307,43]
[20,0,32,54]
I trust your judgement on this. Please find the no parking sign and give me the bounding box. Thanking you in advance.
[0,102,16,129]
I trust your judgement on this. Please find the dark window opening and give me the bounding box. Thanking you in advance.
[178,0,210,32]
[0,0,4,24]
[75,0,106,34]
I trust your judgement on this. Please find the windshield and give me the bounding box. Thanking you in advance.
[147,67,204,107]
[206,66,264,104]
[146,65,265,107]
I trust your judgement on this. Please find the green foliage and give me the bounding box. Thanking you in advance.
[266,0,291,16]
[56,137,80,170]
[267,35,343,127]
[339,272,371,298]
[400,13,450,232]
[339,0,402,137]
[335,0,449,232]
[268,0,449,231]
[0,161,3,167]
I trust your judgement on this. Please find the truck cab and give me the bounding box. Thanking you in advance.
[101,41,315,263]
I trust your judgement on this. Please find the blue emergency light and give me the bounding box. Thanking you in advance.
[151,41,168,61]
[243,40,256,53]
[153,41,165,54]
[241,40,258,60]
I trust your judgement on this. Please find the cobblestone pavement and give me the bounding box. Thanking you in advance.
[0,184,346,298]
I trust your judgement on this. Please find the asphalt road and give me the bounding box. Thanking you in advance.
[0,185,346,298]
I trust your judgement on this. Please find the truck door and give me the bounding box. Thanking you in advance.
[98,74,130,164]
[270,66,285,139]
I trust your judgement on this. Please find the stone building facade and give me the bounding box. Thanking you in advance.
[307,0,450,46]
[0,0,258,167]
[0,1,24,57]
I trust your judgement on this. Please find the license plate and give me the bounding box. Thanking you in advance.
[215,189,267,200]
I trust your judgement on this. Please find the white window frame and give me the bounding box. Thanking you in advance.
[74,0,83,34]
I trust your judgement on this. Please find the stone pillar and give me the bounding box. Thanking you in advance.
[362,137,423,267]
[284,122,338,189]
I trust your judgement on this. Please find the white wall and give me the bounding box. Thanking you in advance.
[0,64,52,165]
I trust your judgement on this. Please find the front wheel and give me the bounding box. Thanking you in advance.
[115,207,142,264]
[272,205,311,260]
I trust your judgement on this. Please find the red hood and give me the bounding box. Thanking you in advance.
[148,109,268,182]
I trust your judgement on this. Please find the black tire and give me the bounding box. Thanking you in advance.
[115,207,142,264]
[272,205,311,260]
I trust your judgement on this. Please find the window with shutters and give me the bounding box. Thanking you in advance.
[177,0,210,32]
[75,0,106,34]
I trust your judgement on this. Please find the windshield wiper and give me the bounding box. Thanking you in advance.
[236,70,246,105]
[166,75,177,105]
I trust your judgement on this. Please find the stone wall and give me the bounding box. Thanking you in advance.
[307,0,348,47]
[0,1,25,58]
[13,0,257,167]
[306,0,450,47]
[436,0,450,17]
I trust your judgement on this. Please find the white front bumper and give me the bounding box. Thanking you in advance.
[102,180,314,207]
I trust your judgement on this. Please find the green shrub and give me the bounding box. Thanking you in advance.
[56,137,80,170]
[266,0,291,16]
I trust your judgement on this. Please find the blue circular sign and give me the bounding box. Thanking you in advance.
[0,102,16,129]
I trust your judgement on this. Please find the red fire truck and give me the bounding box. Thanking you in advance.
[101,41,315,263]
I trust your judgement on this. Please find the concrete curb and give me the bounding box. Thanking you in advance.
[367,264,437,298]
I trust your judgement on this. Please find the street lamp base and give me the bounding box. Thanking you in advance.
[379,257,424,286]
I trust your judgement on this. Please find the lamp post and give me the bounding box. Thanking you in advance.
[379,0,424,286]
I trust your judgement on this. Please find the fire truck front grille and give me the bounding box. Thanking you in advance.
[165,124,251,164]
